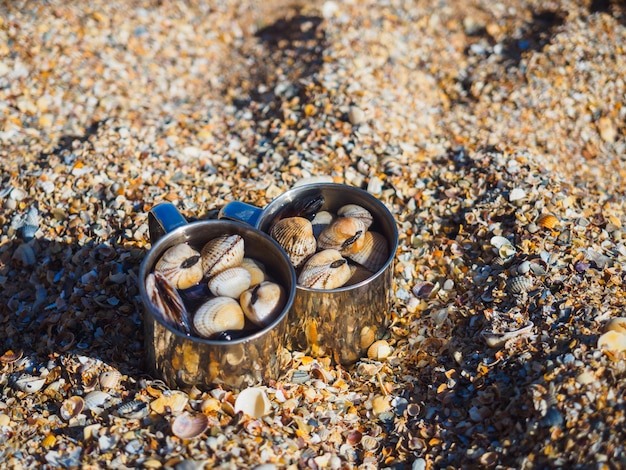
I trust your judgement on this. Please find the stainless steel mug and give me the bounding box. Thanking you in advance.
[139,203,297,390]
[219,183,399,365]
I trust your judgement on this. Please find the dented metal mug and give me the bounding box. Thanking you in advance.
[220,183,399,365]
[139,203,296,390]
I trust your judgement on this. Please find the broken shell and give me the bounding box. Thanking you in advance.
[193,297,246,338]
[537,213,559,229]
[481,321,534,348]
[240,281,285,326]
[337,204,373,230]
[240,258,266,286]
[310,210,335,238]
[317,217,367,256]
[367,339,392,361]
[234,387,271,419]
[146,272,191,335]
[297,249,352,289]
[507,275,534,294]
[14,374,46,393]
[270,217,317,268]
[60,396,85,421]
[99,370,122,390]
[347,230,389,273]
[171,412,209,439]
[155,243,203,290]
[201,234,245,277]
[207,267,252,299]
[84,390,112,413]
[150,390,189,414]
[0,349,23,363]
[116,400,150,419]
[603,317,626,334]
[597,330,626,352]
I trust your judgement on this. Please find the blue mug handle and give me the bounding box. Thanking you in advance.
[148,202,188,244]
[218,201,263,227]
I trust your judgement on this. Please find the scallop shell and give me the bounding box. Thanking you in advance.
[171,412,209,439]
[84,390,112,413]
[240,281,286,326]
[240,258,266,286]
[536,213,559,229]
[297,249,352,289]
[317,217,367,256]
[99,370,122,390]
[193,296,245,338]
[146,272,191,335]
[207,267,252,299]
[234,387,271,419]
[270,217,317,268]
[310,210,335,238]
[155,243,204,290]
[60,396,85,421]
[367,339,392,361]
[337,204,373,230]
[347,230,389,273]
[201,234,245,277]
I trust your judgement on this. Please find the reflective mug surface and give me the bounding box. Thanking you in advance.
[219,183,399,365]
[139,202,297,390]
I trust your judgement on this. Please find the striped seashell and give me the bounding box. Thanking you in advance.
[536,213,559,229]
[270,217,317,268]
[337,204,373,230]
[240,258,266,286]
[116,400,150,419]
[297,249,352,290]
[99,370,122,390]
[207,266,251,299]
[317,217,367,256]
[201,234,245,278]
[146,272,191,335]
[155,243,203,290]
[240,281,285,326]
[193,296,245,339]
[171,412,209,439]
[347,230,389,273]
[507,275,534,294]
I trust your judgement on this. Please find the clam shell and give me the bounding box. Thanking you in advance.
[507,275,534,294]
[14,374,46,393]
[171,412,209,439]
[150,390,189,414]
[310,210,335,238]
[201,234,245,277]
[60,396,85,421]
[537,213,559,229]
[155,243,203,290]
[297,249,352,289]
[116,400,150,419]
[317,217,367,256]
[99,370,122,390]
[337,204,373,230]
[146,272,191,335]
[367,339,392,361]
[207,267,252,299]
[240,281,286,326]
[270,217,316,268]
[234,387,271,419]
[240,258,266,286]
[193,296,245,338]
[347,230,389,273]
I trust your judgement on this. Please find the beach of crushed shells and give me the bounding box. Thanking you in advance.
[1,0,626,468]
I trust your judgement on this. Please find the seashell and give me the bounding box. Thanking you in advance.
[193,297,245,338]
[347,264,374,286]
[412,281,436,299]
[507,275,534,294]
[240,281,286,326]
[337,204,373,230]
[481,321,534,348]
[297,249,352,289]
[155,243,203,290]
[310,210,335,238]
[150,390,189,415]
[317,217,367,256]
[207,267,252,299]
[360,326,376,350]
[604,317,626,334]
[536,213,559,229]
[0,349,23,363]
[99,370,122,390]
[371,395,391,416]
[171,412,209,439]
[116,400,150,419]
[60,396,85,421]
[347,230,389,273]
[234,387,272,419]
[270,217,317,268]
[14,374,46,393]
[240,258,266,286]
[84,390,112,413]
[146,272,191,335]
[273,193,325,221]
[368,339,392,361]
[597,330,626,352]
[346,430,363,446]
[201,234,245,277]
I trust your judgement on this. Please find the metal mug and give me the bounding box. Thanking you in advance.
[138,203,297,390]
[219,183,399,365]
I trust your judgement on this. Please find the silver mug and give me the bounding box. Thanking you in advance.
[139,203,297,390]
[220,183,399,365]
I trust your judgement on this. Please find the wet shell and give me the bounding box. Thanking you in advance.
[240,258,266,286]
[297,249,352,289]
[234,387,272,419]
[240,281,285,326]
[171,412,209,439]
[99,370,122,390]
[207,267,252,299]
[193,297,245,338]
[337,204,373,230]
[347,230,389,273]
[317,217,367,255]
[60,396,85,421]
[368,339,392,361]
[537,213,559,229]
[155,243,203,290]
[270,217,317,268]
[201,234,245,277]
[310,210,335,238]
[347,264,374,286]
[146,272,191,335]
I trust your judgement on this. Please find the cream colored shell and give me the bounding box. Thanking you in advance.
[155,243,203,290]
[193,296,245,338]
[201,234,245,277]
[270,217,317,268]
[298,249,352,290]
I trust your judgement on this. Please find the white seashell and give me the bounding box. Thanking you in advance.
[240,281,286,326]
[155,243,203,290]
[84,390,112,413]
[99,370,122,390]
[490,235,513,250]
[481,322,534,348]
[14,374,46,393]
[367,340,392,361]
[310,210,335,238]
[337,204,373,230]
[347,230,389,273]
[240,258,266,286]
[270,217,317,268]
[146,272,191,334]
[207,267,252,299]
[509,187,526,203]
[201,234,245,277]
[297,249,352,289]
[603,317,626,334]
[597,330,626,353]
[234,387,272,419]
[193,296,245,338]
[317,217,367,256]
[60,396,85,421]
[171,412,209,439]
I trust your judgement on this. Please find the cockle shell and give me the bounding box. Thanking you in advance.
[317,217,367,256]
[536,213,559,229]
[146,272,191,335]
[347,230,388,273]
[507,275,534,294]
[193,296,245,338]
[234,387,272,419]
[240,258,266,286]
[297,249,352,289]
[337,204,373,230]
[240,281,285,326]
[207,267,252,299]
[270,217,317,268]
[155,243,203,290]
[171,412,209,439]
[99,370,122,389]
[201,234,245,277]
[310,210,335,238]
